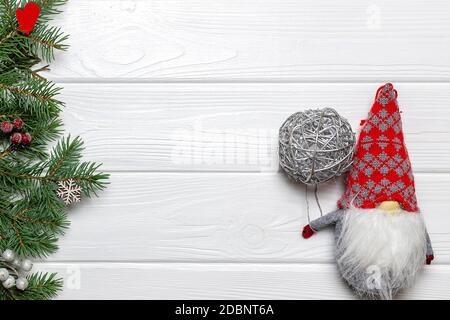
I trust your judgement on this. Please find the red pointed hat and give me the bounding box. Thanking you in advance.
[338,83,419,212]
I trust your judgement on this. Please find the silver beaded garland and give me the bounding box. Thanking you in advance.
[2,276,15,289]
[279,108,356,185]
[12,258,21,269]
[16,277,28,291]
[0,268,9,281]
[21,259,33,272]
[0,249,33,291]
[2,249,15,262]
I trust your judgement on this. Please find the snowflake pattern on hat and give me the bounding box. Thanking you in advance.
[338,83,419,212]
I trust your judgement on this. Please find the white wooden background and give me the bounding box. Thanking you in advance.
[36,0,450,299]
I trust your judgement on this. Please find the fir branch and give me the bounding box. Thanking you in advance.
[0,137,108,198]
[0,0,107,300]
[0,0,14,19]
[20,272,62,300]
[0,146,12,159]
[26,25,68,61]
[0,81,52,102]
[47,135,82,178]
[0,30,16,46]
[31,64,49,80]
[0,82,51,102]
[0,76,63,117]
[15,210,66,232]
[0,214,60,257]
[0,272,62,300]
[0,180,69,258]
[35,0,69,23]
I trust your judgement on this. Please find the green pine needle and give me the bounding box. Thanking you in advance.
[0,271,63,300]
[0,0,108,300]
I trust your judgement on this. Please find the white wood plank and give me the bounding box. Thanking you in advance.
[48,172,450,263]
[35,262,450,299]
[61,82,450,172]
[46,0,450,81]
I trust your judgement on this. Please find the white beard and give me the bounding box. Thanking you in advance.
[336,207,427,299]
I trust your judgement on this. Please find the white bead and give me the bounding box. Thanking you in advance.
[15,277,28,291]
[2,249,15,262]
[0,268,9,281]
[20,259,33,272]
[2,276,15,289]
[12,258,21,268]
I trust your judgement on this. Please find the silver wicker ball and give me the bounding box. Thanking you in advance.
[279,108,356,185]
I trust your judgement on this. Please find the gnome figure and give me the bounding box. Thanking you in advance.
[302,83,434,299]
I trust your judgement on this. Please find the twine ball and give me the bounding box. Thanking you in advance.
[279,108,356,185]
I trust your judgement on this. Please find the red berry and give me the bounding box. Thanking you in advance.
[10,132,22,144]
[21,133,32,145]
[13,118,24,130]
[1,121,13,133]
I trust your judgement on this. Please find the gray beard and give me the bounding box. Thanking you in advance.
[336,207,427,299]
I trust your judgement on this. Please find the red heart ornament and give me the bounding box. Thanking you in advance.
[16,2,41,35]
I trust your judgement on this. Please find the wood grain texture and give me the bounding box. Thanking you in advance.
[49,172,450,263]
[35,262,450,300]
[47,0,450,81]
[61,82,450,172]
[31,1,450,299]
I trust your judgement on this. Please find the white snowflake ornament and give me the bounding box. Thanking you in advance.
[57,179,82,205]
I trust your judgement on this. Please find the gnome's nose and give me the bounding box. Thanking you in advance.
[379,201,401,215]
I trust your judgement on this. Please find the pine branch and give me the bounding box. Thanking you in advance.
[0,272,62,300]
[0,0,107,299]
[46,137,110,196]
[47,135,83,177]
[26,24,69,62]
[0,184,68,258]
[35,0,69,23]
[0,137,108,199]
[0,75,63,117]
[0,30,16,46]
[0,0,15,20]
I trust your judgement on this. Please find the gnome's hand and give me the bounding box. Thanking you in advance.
[302,225,315,239]
[426,254,434,265]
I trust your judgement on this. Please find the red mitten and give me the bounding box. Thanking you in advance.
[302,225,315,239]
[426,254,434,265]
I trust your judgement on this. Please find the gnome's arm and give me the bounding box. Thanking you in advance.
[302,209,343,238]
[425,229,434,264]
